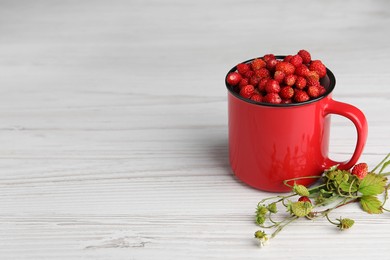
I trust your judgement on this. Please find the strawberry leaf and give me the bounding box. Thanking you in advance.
[360,195,383,214]
[358,173,387,196]
[290,201,312,217]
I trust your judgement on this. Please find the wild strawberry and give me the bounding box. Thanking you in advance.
[279,86,294,99]
[263,54,275,62]
[290,54,303,67]
[295,76,307,89]
[243,70,255,79]
[239,84,255,99]
[266,58,278,71]
[294,90,310,102]
[351,163,368,179]
[251,58,266,70]
[298,49,311,64]
[249,76,261,86]
[307,85,321,98]
[295,64,310,77]
[274,71,285,83]
[306,70,320,82]
[263,93,282,104]
[284,55,293,62]
[255,67,270,78]
[284,74,297,86]
[258,78,269,92]
[238,78,249,88]
[226,72,242,86]
[250,94,263,102]
[281,99,292,104]
[265,79,280,93]
[306,77,320,88]
[298,196,312,204]
[237,63,251,75]
[309,60,327,78]
[275,62,295,75]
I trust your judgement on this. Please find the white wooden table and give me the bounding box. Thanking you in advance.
[1,1,389,259]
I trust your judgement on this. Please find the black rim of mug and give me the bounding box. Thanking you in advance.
[225,55,336,107]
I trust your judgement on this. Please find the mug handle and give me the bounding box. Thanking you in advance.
[323,99,368,170]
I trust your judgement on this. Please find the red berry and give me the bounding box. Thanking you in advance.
[284,55,293,62]
[319,85,326,95]
[263,93,282,104]
[265,79,280,93]
[295,64,310,77]
[306,70,320,82]
[243,70,255,79]
[279,86,294,99]
[239,84,255,99]
[295,76,307,89]
[297,49,311,64]
[266,58,278,71]
[226,72,242,86]
[237,63,251,75]
[307,85,321,98]
[294,90,310,102]
[309,60,327,78]
[351,163,368,179]
[249,76,261,86]
[281,99,292,104]
[255,67,270,78]
[258,78,269,92]
[306,76,320,88]
[274,70,285,83]
[251,58,266,70]
[290,54,303,67]
[298,196,312,203]
[275,62,295,75]
[263,54,275,62]
[284,74,297,86]
[238,78,249,88]
[250,94,263,102]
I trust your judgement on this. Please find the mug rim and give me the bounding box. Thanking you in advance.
[225,55,336,107]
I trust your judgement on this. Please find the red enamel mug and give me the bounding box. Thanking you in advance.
[225,57,368,192]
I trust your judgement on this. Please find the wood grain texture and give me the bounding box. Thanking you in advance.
[0,0,389,259]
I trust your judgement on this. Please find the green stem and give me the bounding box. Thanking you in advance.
[271,216,298,239]
[372,153,390,173]
[325,213,339,226]
[283,176,322,188]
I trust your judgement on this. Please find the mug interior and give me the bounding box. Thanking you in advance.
[225,55,336,107]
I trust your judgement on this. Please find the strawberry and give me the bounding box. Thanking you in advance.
[236,63,251,75]
[258,78,269,92]
[263,54,275,62]
[279,86,294,99]
[294,90,310,102]
[226,72,242,86]
[250,94,263,102]
[255,67,270,78]
[351,163,368,179]
[306,70,320,82]
[251,58,266,70]
[297,49,311,64]
[290,54,303,67]
[295,76,307,89]
[307,85,321,98]
[275,62,295,75]
[295,64,310,77]
[238,78,249,88]
[284,55,293,62]
[319,85,326,95]
[249,76,261,86]
[265,79,280,93]
[281,99,292,104]
[266,58,278,71]
[284,74,297,86]
[243,70,255,79]
[298,196,312,204]
[274,70,285,83]
[309,60,327,78]
[263,93,282,104]
[239,84,255,99]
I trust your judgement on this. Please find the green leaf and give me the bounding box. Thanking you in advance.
[360,195,383,214]
[290,201,312,217]
[358,173,387,196]
[339,181,358,193]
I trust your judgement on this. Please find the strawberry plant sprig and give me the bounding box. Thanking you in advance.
[254,153,390,247]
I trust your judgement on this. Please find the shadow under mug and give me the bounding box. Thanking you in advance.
[225,56,368,192]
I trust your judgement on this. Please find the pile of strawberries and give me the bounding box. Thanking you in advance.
[226,50,328,104]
